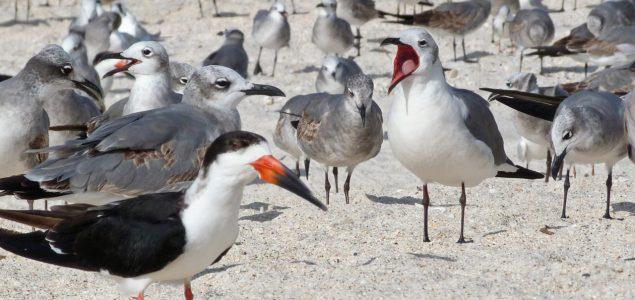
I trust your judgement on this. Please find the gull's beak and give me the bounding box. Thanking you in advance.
[380,37,404,47]
[71,78,103,101]
[242,84,286,97]
[251,155,327,211]
[93,51,141,79]
[551,148,567,179]
[358,104,367,127]
[93,51,126,65]
[381,37,420,94]
[316,3,325,7]
[217,31,225,36]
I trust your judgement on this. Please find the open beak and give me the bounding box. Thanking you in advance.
[551,149,567,179]
[93,51,141,79]
[242,84,286,97]
[358,104,366,127]
[251,155,327,211]
[71,78,103,101]
[380,38,419,94]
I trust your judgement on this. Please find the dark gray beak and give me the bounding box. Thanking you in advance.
[551,149,567,179]
[72,79,103,101]
[93,51,126,65]
[358,104,366,127]
[380,37,404,46]
[316,3,325,7]
[242,84,285,97]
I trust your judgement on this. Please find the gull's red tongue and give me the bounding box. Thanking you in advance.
[389,44,419,93]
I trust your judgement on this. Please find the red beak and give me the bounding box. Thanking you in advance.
[388,44,420,94]
[102,59,140,78]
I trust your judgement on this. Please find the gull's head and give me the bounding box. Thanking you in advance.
[321,55,341,79]
[169,61,195,94]
[380,28,440,93]
[184,65,285,108]
[506,72,538,92]
[344,73,374,126]
[218,28,245,44]
[26,44,102,100]
[200,131,327,210]
[95,41,169,78]
[316,0,337,15]
[61,31,87,60]
[550,105,586,179]
[271,2,288,19]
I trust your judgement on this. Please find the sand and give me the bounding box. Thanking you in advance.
[0,0,632,299]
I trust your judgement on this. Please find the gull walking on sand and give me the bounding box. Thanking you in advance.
[252,2,291,77]
[508,8,554,73]
[312,0,355,56]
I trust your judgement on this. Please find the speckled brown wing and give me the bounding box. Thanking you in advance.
[559,81,588,94]
[584,39,618,57]
[296,112,321,144]
[29,134,48,164]
[415,10,470,32]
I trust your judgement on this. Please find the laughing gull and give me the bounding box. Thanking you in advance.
[337,0,385,57]
[202,28,249,79]
[508,8,554,73]
[312,0,355,56]
[0,45,101,204]
[560,61,635,95]
[380,28,543,242]
[587,0,635,37]
[252,2,291,77]
[0,131,325,300]
[295,73,383,204]
[169,61,195,94]
[385,0,491,62]
[488,90,627,219]
[0,66,284,206]
[527,23,594,76]
[315,55,363,94]
[112,2,161,42]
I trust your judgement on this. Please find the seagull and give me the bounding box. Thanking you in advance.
[587,0,635,37]
[295,73,383,204]
[112,2,161,42]
[337,0,384,57]
[315,55,363,94]
[380,28,543,242]
[508,8,554,73]
[312,0,354,56]
[0,66,284,206]
[384,0,491,62]
[203,28,249,79]
[0,131,326,300]
[560,61,635,95]
[0,45,102,207]
[491,5,513,50]
[169,61,195,94]
[252,2,291,77]
[197,0,221,17]
[489,90,628,219]
[526,23,594,76]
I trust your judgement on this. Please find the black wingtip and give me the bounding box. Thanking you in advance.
[290,120,299,129]
[0,175,69,201]
[496,165,544,179]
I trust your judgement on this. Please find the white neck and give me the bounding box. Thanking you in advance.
[124,72,176,115]
[393,62,454,114]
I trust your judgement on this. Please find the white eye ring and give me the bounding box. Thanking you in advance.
[562,130,573,140]
[215,78,230,89]
[60,64,73,75]
[141,48,153,57]
[179,77,188,85]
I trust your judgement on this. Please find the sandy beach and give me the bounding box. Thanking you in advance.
[0,0,633,298]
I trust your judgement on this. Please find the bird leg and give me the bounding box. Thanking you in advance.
[396,2,400,16]
[333,167,339,193]
[422,184,431,242]
[184,279,194,300]
[291,0,297,14]
[561,169,570,218]
[344,170,353,204]
[44,200,48,211]
[324,168,331,205]
[295,161,300,177]
[572,165,577,178]
[355,27,362,57]
[197,0,204,18]
[559,0,565,11]
[545,150,551,183]
[452,36,457,61]
[604,170,612,219]
[135,292,144,300]
[304,159,310,180]
[14,0,18,21]
[461,38,476,63]
[457,183,467,243]
[584,63,588,78]
[519,48,525,72]
[212,0,220,17]
[539,57,544,74]
[573,0,577,10]
[254,47,264,75]
[26,0,30,21]
[27,200,33,210]
[271,50,279,77]
[591,164,595,176]
[491,19,495,44]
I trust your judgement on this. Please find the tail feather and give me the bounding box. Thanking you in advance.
[496,164,544,179]
[0,209,65,230]
[0,175,70,200]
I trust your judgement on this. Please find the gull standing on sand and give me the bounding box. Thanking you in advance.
[315,55,363,94]
[312,0,354,56]
[0,45,102,203]
[385,0,491,62]
[527,23,594,76]
[337,0,382,57]
[0,66,285,206]
[203,29,249,79]
[508,8,554,73]
[252,2,291,77]
[380,28,543,242]
[517,137,549,168]
[0,131,325,300]
[489,90,628,219]
[295,73,383,204]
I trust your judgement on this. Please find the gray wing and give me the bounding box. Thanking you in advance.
[454,88,508,166]
[27,104,215,196]
[253,10,269,32]
[202,45,249,78]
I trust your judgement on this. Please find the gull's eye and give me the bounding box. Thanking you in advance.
[562,130,573,140]
[418,40,428,47]
[141,48,153,57]
[215,78,230,89]
[346,88,354,97]
[179,77,188,85]
[60,64,73,75]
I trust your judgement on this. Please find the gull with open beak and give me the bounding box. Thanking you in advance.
[0,66,285,207]
[0,131,326,300]
[380,29,543,243]
[487,89,628,219]
[0,45,102,207]
[294,73,383,204]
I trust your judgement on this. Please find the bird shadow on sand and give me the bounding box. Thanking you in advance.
[293,65,320,74]
[366,194,460,207]
[408,253,456,262]
[193,264,242,280]
[0,19,49,27]
[458,51,493,62]
[213,12,250,18]
[541,65,598,75]
[239,201,289,223]
[240,201,289,211]
[612,202,635,215]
